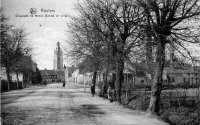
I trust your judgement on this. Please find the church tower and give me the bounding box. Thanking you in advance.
[53,42,63,71]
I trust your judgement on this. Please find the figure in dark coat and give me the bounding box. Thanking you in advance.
[91,84,95,97]
[63,81,65,87]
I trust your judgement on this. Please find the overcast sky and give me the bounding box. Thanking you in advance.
[2,0,200,69]
[2,0,78,69]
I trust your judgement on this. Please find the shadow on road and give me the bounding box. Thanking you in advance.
[1,89,41,105]
[72,104,105,119]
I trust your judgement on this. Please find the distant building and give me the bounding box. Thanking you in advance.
[163,48,200,85]
[66,46,200,86]
[71,68,95,84]
[65,65,76,82]
[69,62,145,85]
[53,42,64,71]
[40,69,65,83]
[65,65,75,78]
[164,67,200,85]
[40,42,66,83]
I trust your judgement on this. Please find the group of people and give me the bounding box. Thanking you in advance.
[63,81,115,101]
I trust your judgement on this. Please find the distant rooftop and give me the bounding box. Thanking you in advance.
[40,69,64,76]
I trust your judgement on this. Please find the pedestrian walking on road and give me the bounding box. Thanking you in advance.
[91,84,95,97]
[63,81,65,87]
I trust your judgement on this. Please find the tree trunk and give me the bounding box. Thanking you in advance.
[146,36,153,83]
[22,81,24,89]
[102,64,109,96]
[22,73,24,89]
[5,67,11,91]
[104,62,109,85]
[92,63,98,94]
[27,73,29,87]
[103,70,108,85]
[110,72,116,88]
[115,53,124,103]
[146,14,154,83]
[16,71,19,90]
[148,40,166,115]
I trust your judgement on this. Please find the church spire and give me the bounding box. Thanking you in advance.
[53,42,63,71]
[56,42,61,52]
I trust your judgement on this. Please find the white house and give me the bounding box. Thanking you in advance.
[163,67,200,85]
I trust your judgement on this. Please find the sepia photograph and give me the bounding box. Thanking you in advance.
[1,0,200,125]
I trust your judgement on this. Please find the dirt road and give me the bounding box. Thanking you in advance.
[1,83,168,125]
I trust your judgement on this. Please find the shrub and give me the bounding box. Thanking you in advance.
[42,81,47,85]
[121,94,128,104]
[127,95,150,110]
[1,80,23,92]
[131,84,151,91]
[1,80,8,92]
[98,81,109,98]
[160,107,198,125]
[162,82,199,90]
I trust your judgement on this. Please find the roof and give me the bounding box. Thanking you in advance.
[164,67,199,74]
[56,70,64,76]
[40,70,64,76]
[40,70,48,76]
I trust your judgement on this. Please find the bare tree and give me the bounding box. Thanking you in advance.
[109,0,143,103]
[12,54,33,89]
[67,11,105,93]
[1,10,14,90]
[1,10,32,90]
[72,0,144,103]
[137,0,200,115]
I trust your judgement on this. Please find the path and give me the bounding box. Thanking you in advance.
[1,83,168,125]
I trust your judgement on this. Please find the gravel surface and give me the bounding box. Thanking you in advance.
[1,83,169,125]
